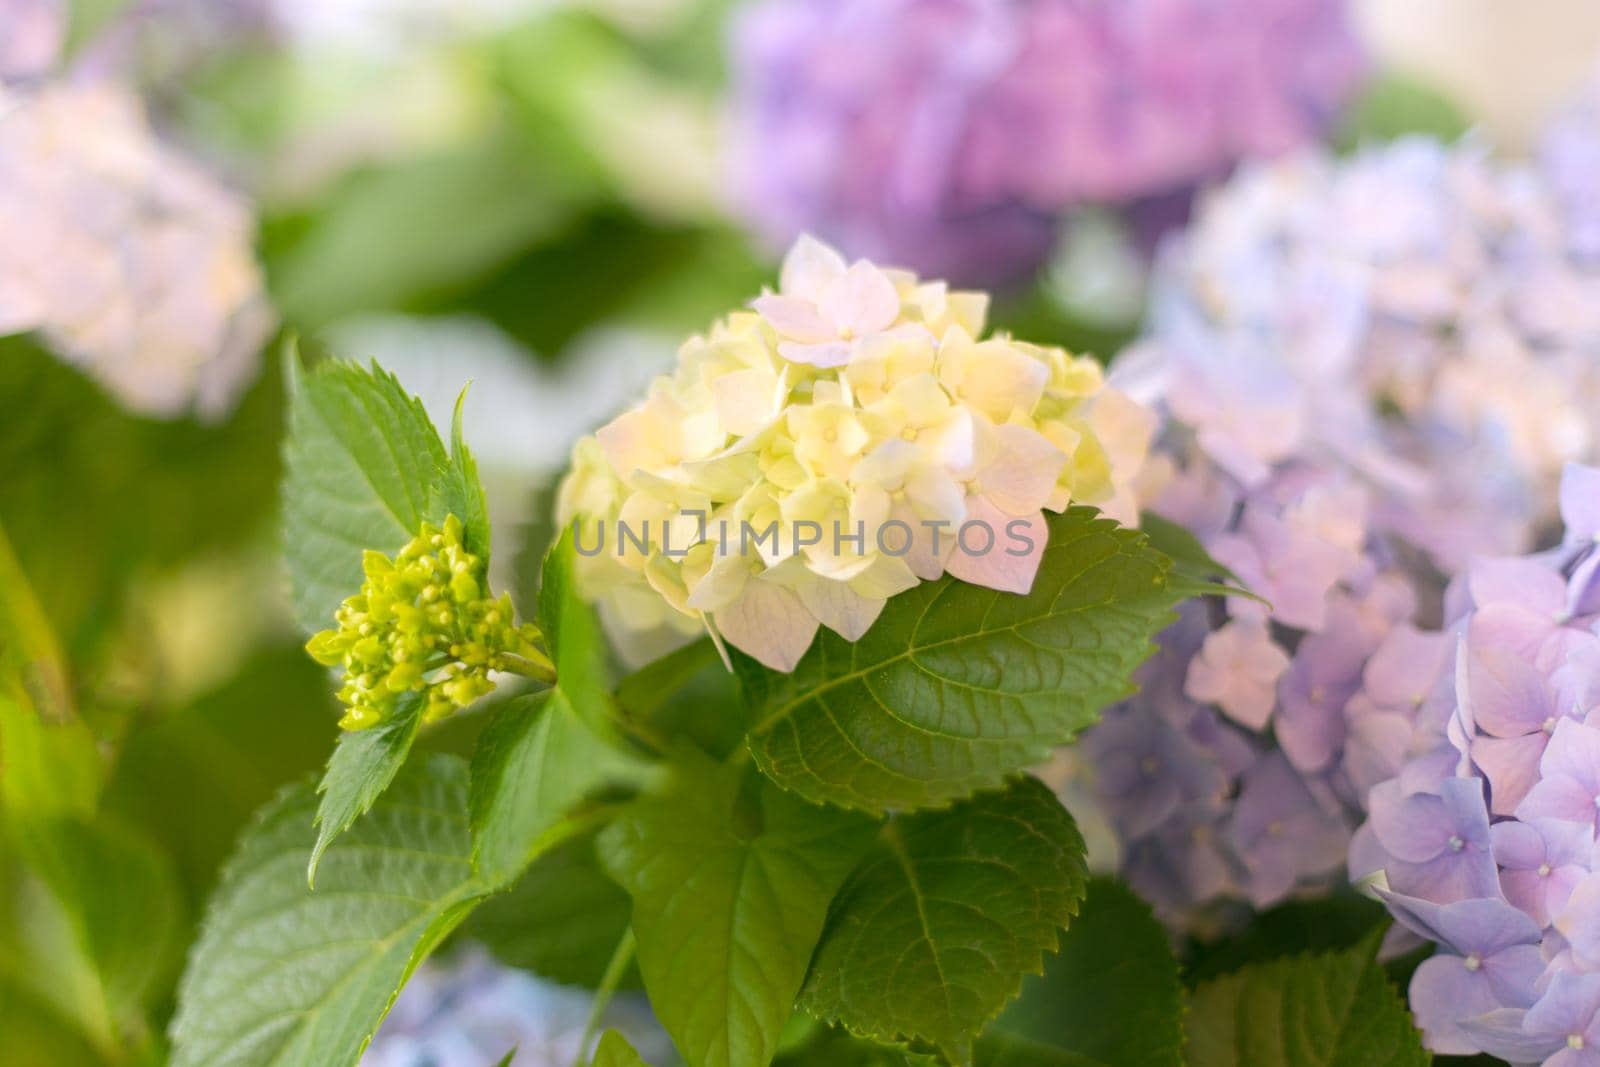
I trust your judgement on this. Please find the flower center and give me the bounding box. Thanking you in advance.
[1140,756,1161,776]
[1464,954,1482,972]
[1571,1034,1586,1051]
[1448,835,1465,852]
[1540,863,1553,877]
[1544,717,1559,733]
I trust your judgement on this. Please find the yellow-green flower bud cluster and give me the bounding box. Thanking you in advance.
[306,515,549,730]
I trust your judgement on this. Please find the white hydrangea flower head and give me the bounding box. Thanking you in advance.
[0,81,272,419]
[557,236,1156,672]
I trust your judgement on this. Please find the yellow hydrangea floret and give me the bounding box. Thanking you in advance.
[306,515,551,729]
[557,236,1158,673]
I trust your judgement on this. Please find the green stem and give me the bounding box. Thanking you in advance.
[498,651,557,685]
[573,927,637,1067]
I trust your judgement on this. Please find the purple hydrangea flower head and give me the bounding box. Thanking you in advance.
[1354,464,1600,1060]
[728,0,1365,287]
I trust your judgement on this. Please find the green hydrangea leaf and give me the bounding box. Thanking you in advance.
[799,778,1089,1065]
[995,878,1184,1067]
[538,530,619,740]
[283,350,451,634]
[468,828,638,990]
[307,691,423,885]
[593,1030,653,1067]
[1185,932,1429,1067]
[972,1033,1101,1067]
[735,507,1189,814]
[435,388,492,560]
[598,754,879,1067]
[467,691,646,890]
[171,755,487,1067]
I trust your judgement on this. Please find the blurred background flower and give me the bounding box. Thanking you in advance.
[728,0,1367,289]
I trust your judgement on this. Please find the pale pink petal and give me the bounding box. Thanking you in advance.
[943,499,1047,595]
[714,578,820,672]
[889,498,954,581]
[819,260,900,337]
[979,424,1068,516]
[794,579,885,641]
[751,293,835,342]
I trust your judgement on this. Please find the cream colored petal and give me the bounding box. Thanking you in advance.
[779,234,848,302]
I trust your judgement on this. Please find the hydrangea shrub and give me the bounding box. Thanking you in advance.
[162,242,1239,1067]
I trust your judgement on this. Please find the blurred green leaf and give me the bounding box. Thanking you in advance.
[460,213,766,358]
[0,334,280,664]
[468,827,639,990]
[1185,932,1428,1067]
[734,508,1189,814]
[265,133,585,328]
[1337,74,1472,150]
[0,854,137,1064]
[996,879,1183,1067]
[103,643,336,903]
[616,639,750,760]
[0,690,100,822]
[800,778,1089,1066]
[1182,892,1390,989]
[593,1029,653,1067]
[170,755,486,1067]
[11,817,183,1030]
[599,754,878,1067]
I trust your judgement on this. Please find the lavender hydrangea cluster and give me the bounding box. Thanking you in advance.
[1144,131,1600,571]
[728,0,1365,287]
[1073,419,1451,922]
[1071,109,1600,926]
[1350,465,1600,1062]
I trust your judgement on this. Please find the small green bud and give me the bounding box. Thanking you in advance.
[306,514,553,730]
